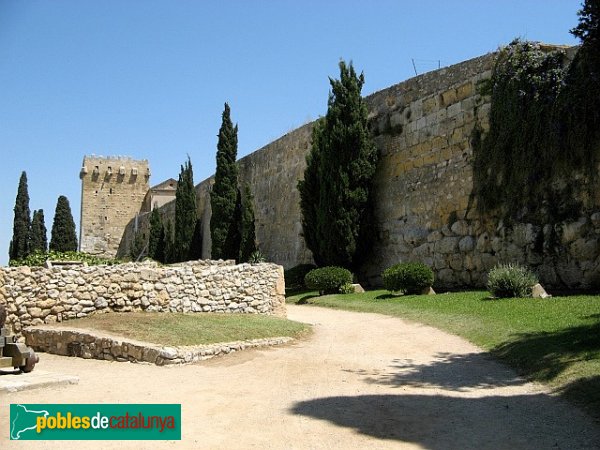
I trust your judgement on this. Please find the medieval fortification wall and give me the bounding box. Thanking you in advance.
[120,48,600,289]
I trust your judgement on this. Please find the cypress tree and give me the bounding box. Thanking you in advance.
[174,157,197,262]
[9,171,31,260]
[222,187,243,261]
[189,219,203,260]
[298,60,378,270]
[30,209,48,253]
[49,195,78,252]
[148,207,163,260]
[129,231,146,261]
[163,220,174,264]
[210,103,239,260]
[240,184,257,262]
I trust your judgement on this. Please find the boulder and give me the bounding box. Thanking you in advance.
[531,283,551,299]
[351,284,365,294]
[420,286,436,295]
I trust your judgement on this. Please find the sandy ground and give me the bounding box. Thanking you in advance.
[1,305,599,449]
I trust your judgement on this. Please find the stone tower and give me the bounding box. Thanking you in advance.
[79,156,150,257]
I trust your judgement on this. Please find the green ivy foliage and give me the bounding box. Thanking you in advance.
[10,250,122,267]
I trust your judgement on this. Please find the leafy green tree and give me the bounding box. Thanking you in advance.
[9,171,31,260]
[174,157,197,262]
[30,209,47,253]
[210,103,239,259]
[298,61,378,270]
[49,195,78,252]
[148,207,163,260]
[240,184,257,262]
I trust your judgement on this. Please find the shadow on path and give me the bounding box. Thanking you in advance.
[291,393,600,449]
[345,352,525,391]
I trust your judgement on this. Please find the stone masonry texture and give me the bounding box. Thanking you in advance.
[0,260,287,337]
[116,47,600,289]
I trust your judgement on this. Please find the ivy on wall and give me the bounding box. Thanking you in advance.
[472,39,600,223]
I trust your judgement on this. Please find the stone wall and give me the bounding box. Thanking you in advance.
[118,46,600,289]
[0,260,286,337]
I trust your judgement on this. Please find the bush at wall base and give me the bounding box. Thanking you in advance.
[304,266,353,295]
[487,263,538,298]
[382,262,434,294]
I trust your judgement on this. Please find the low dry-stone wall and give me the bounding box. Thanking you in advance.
[23,327,293,365]
[0,260,286,337]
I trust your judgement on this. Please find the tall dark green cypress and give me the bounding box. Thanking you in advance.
[9,171,31,260]
[148,208,163,261]
[298,61,378,270]
[210,103,239,260]
[49,195,78,252]
[222,187,243,261]
[174,157,196,262]
[163,220,174,264]
[240,184,257,262]
[189,219,203,260]
[30,209,47,253]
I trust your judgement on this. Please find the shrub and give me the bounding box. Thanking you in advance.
[383,262,434,294]
[304,266,353,295]
[9,250,122,267]
[487,263,538,298]
[284,264,317,291]
[248,251,266,264]
[338,282,355,295]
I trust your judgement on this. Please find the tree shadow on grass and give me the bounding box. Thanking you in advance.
[291,393,600,448]
[296,294,320,305]
[375,293,401,300]
[490,320,600,420]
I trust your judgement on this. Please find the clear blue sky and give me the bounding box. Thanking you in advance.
[0,0,582,265]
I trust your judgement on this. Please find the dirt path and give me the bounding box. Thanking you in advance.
[1,305,599,449]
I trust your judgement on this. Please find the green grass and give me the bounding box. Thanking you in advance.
[57,312,310,346]
[288,289,600,419]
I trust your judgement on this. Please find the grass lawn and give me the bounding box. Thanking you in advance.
[58,312,310,346]
[287,289,600,419]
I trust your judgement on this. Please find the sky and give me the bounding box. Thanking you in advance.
[0,0,583,266]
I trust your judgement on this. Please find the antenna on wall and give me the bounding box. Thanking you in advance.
[411,58,443,76]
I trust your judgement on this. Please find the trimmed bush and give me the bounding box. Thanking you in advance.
[383,262,434,294]
[339,282,355,295]
[304,266,353,295]
[284,264,317,291]
[487,263,538,298]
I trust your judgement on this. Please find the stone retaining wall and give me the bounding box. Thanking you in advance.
[0,260,286,336]
[24,327,292,365]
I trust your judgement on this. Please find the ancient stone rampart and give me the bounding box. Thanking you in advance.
[120,46,600,289]
[0,260,286,337]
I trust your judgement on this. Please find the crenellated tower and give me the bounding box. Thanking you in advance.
[79,156,150,257]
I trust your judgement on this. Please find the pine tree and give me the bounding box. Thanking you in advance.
[30,209,47,253]
[148,207,163,260]
[174,157,197,262]
[49,195,78,252]
[210,103,239,260]
[9,171,31,260]
[240,184,257,262]
[298,61,378,270]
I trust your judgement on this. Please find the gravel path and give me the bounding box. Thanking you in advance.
[1,305,599,449]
